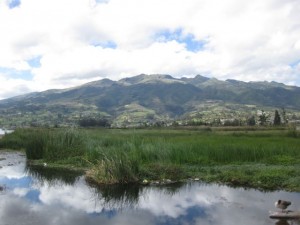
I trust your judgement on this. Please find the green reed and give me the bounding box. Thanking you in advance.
[86,146,139,184]
[1,127,299,186]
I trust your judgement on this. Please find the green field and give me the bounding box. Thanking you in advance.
[0,127,299,191]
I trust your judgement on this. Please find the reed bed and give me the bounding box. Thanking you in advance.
[1,127,299,186]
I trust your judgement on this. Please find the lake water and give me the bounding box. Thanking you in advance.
[0,151,299,225]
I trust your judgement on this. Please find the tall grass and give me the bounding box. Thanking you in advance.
[1,127,299,184]
[44,128,86,161]
[25,129,48,159]
[90,130,299,165]
[0,128,86,161]
[86,146,139,184]
[0,128,30,150]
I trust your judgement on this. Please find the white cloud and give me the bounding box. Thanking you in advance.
[0,75,38,99]
[0,0,300,99]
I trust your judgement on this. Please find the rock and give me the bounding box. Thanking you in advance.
[0,186,4,191]
[161,179,172,184]
[151,181,160,185]
[142,179,149,184]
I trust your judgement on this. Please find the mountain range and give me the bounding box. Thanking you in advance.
[1,74,300,127]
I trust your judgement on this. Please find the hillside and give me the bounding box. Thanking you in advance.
[1,74,300,127]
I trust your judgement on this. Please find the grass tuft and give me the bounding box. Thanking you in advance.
[86,150,139,184]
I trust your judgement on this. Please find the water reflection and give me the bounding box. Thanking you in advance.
[26,165,83,186]
[90,182,185,211]
[275,220,291,225]
[1,151,300,225]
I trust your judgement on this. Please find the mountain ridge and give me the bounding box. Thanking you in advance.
[1,74,300,127]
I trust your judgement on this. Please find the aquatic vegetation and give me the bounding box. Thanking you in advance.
[0,128,30,150]
[1,127,299,190]
[86,148,139,184]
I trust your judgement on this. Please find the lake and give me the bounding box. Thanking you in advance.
[0,151,299,225]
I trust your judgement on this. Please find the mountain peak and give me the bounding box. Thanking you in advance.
[181,74,210,85]
[81,78,115,88]
[119,74,180,85]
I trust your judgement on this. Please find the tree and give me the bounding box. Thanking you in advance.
[224,119,240,126]
[281,107,288,124]
[273,110,281,126]
[78,117,111,127]
[258,110,268,126]
[247,116,256,126]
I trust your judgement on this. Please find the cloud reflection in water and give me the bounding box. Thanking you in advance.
[0,152,300,225]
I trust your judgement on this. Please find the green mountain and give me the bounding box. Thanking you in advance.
[1,74,300,127]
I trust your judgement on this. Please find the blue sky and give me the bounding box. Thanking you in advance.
[155,29,207,52]
[8,0,21,8]
[0,0,300,99]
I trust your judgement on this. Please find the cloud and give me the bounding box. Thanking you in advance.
[0,75,36,99]
[0,0,300,99]
[2,179,299,225]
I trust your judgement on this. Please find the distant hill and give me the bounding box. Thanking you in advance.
[1,74,300,127]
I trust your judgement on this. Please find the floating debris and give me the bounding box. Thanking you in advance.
[269,211,300,220]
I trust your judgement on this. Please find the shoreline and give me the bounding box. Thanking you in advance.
[1,150,299,192]
[25,158,300,192]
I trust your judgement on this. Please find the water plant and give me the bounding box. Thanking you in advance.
[86,148,139,184]
[1,127,299,190]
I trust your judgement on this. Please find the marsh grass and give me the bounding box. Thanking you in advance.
[189,164,300,191]
[44,128,86,161]
[0,128,30,150]
[0,128,87,161]
[86,147,139,184]
[1,127,299,189]
[2,128,299,165]
[25,129,48,159]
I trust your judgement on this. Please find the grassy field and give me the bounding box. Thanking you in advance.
[0,127,299,191]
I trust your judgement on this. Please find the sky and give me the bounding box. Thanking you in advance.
[0,0,300,100]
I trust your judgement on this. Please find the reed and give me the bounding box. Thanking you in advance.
[66,128,300,166]
[25,129,48,159]
[44,128,86,161]
[0,128,30,150]
[1,127,299,188]
[86,146,139,184]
